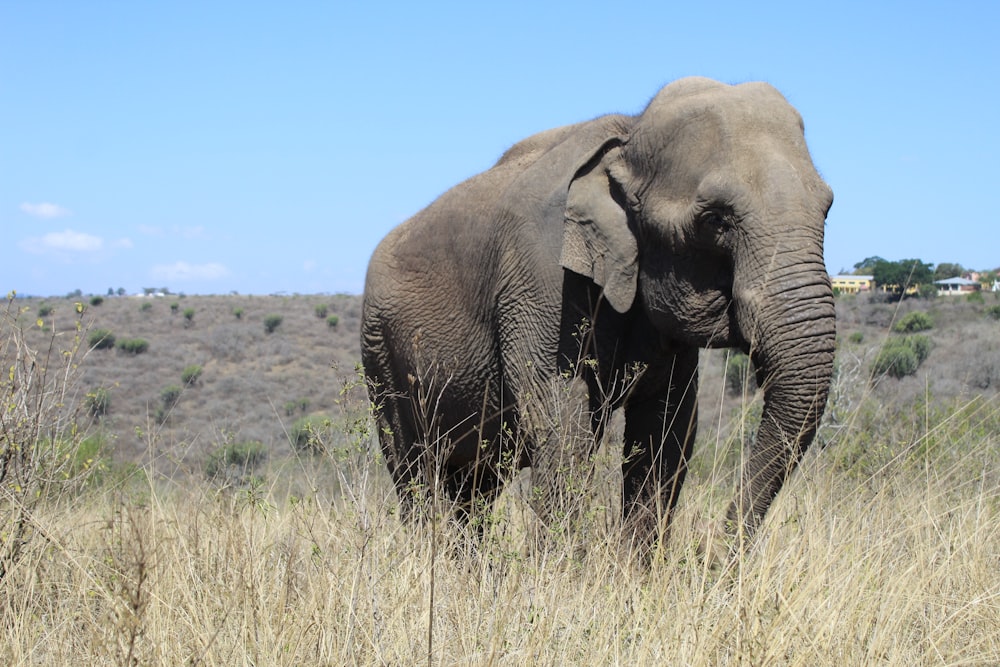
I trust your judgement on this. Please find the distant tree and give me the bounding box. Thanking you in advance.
[873,258,933,296]
[117,287,127,296]
[933,262,965,281]
[853,256,886,273]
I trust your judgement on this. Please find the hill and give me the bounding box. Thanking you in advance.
[7,290,1000,477]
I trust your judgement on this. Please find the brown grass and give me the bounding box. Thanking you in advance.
[1,290,998,664]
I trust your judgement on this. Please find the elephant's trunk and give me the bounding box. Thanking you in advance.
[729,242,836,538]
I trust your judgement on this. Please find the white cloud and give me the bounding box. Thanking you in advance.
[150,261,229,282]
[113,238,134,249]
[138,224,164,236]
[20,202,72,219]
[21,229,103,254]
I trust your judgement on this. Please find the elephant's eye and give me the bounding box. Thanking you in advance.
[696,206,734,230]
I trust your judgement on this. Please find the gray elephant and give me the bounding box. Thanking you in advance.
[361,77,835,553]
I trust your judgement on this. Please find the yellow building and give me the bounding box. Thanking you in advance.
[831,275,874,295]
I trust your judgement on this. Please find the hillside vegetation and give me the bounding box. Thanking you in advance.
[1,290,999,664]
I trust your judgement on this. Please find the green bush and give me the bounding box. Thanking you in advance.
[232,306,244,320]
[205,440,267,483]
[986,305,1000,321]
[182,364,203,386]
[290,414,332,455]
[314,304,328,319]
[326,314,340,328]
[85,387,111,417]
[183,308,195,324]
[873,335,933,379]
[170,302,180,314]
[966,290,985,304]
[37,304,53,318]
[848,331,864,344]
[89,295,104,307]
[724,352,756,395]
[161,385,182,410]
[264,314,283,334]
[139,301,153,313]
[892,311,933,333]
[116,337,149,355]
[88,329,116,350]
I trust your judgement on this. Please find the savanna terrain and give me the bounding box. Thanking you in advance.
[1,289,999,665]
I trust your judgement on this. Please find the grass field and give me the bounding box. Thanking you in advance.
[2,290,999,664]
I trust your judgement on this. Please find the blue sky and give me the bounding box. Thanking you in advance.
[3,1,998,296]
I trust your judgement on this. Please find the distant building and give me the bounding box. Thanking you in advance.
[934,277,982,296]
[831,275,874,295]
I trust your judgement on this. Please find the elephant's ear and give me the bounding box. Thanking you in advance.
[561,141,638,313]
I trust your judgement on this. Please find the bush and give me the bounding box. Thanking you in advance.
[160,385,182,410]
[893,311,933,333]
[326,314,340,328]
[89,295,104,307]
[290,414,332,455]
[848,331,864,344]
[183,308,195,325]
[986,305,1000,321]
[88,329,116,350]
[724,352,756,395]
[181,364,203,386]
[314,304,328,319]
[204,440,267,484]
[37,304,53,318]
[264,314,283,334]
[116,337,149,355]
[139,301,153,313]
[170,302,180,314]
[232,307,244,320]
[85,387,111,417]
[873,335,933,379]
[966,290,985,304]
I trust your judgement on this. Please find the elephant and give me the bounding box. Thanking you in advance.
[361,77,835,554]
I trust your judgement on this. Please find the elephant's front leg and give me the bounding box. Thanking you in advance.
[621,348,699,554]
[523,373,599,541]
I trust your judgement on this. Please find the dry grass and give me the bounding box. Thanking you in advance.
[2,290,999,664]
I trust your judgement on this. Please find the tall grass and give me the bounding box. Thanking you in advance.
[1,302,998,664]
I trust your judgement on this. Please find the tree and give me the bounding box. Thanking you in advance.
[933,262,965,281]
[873,258,933,296]
[853,256,886,273]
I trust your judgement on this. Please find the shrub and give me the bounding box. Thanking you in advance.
[160,385,182,410]
[724,352,756,395]
[89,295,104,307]
[986,305,1000,321]
[116,337,149,355]
[314,304,328,319]
[204,440,267,484]
[873,335,933,379]
[873,343,918,379]
[290,414,332,455]
[966,290,985,304]
[264,314,283,334]
[170,302,180,314]
[37,304,53,318]
[848,331,864,344]
[181,364,203,386]
[183,308,195,325]
[232,307,244,320]
[88,329,116,350]
[892,311,933,333]
[326,314,340,328]
[85,387,111,417]
[139,301,153,313]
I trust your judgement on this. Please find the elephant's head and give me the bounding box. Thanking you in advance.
[561,77,835,535]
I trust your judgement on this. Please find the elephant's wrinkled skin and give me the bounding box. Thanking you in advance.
[361,77,835,552]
